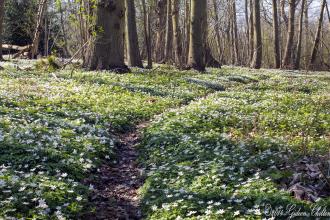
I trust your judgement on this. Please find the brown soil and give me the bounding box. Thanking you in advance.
[84,123,148,220]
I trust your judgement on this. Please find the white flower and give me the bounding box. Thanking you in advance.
[38,199,48,209]
[61,173,68,178]
[233,210,240,216]
[76,196,83,201]
[205,209,212,215]
[18,186,26,192]
[254,209,261,215]
[55,210,66,220]
[0,180,6,187]
[216,209,225,215]
[187,211,197,216]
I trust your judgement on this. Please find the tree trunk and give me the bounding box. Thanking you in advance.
[88,0,129,72]
[250,0,262,69]
[294,0,305,70]
[142,0,152,69]
[245,0,250,64]
[172,0,182,67]
[155,0,166,62]
[280,0,288,28]
[309,0,326,69]
[272,0,281,68]
[282,0,296,69]
[231,0,239,65]
[0,0,5,60]
[249,0,254,63]
[304,2,309,67]
[30,0,48,59]
[212,0,222,62]
[187,0,207,71]
[125,0,143,67]
[59,1,70,58]
[43,3,49,57]
[164,0,173,63]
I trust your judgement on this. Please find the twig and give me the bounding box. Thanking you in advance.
[61,39,93,69]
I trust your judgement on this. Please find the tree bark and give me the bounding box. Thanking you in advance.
[245,0,250,64]
[142,0,152,69]
[155,0,166,62]
[272,0,281,68]
[172,0,182,67]
[231,0,239,65]
[249,0,254,63]
[304,1,309,67]
[309,0,326,69]
[164,0,173,63]
[0,0,5,60]
[294,0,305,69]
[187,0,207,71]
[250,0,262,69]
[30,0,48,59]
[212,0,222,62]
[58,1,70,58]
[282,0,296,69]
[125,0,143,67]
[88,0,129,72]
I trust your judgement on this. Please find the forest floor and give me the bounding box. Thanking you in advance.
[0,61,329,219]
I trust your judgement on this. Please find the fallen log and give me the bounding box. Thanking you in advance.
[2,44,31,51]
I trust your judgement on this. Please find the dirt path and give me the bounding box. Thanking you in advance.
[85,123,148,220]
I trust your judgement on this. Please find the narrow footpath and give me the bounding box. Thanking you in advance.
[86,123,148,220]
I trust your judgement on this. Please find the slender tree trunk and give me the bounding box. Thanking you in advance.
[249,0,254,63]
[164,0,173,63]
[172,0,182,67]
[326,3,330,24]
[155,0,166,62]
[88,0,129,72]
[213,0,222,62]
[294,0,305,69]
[187,0,207,71]
[142,0,152,69]
[30,0,48,59]
[304,2,309,68]
[245,0,250,64]
[282,0,296,69]
[280,0,288,28]
[231,0,239,65]
[0,0,5,60]
[125,0,143,67]
[272,0,281,68]
[59,1,70,58]
[250,0,262,69]
[43,6,49,57]
[309,0,326,69]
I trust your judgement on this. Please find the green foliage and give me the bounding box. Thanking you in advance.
[4,0,38,45]
[139,67,330,219]
[0,65,329,219]
[35,56,62,71]
[0,66,219,219]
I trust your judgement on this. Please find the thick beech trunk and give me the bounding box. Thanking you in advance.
[88,0,129,72]
[187,0,207,71]
[125,0,143,67]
